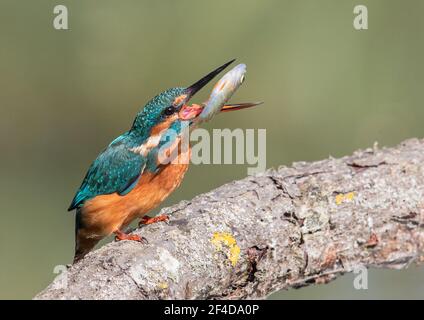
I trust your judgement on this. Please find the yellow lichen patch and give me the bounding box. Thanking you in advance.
[211,232,241,266]
[335,192,355,205]
[158,282,168,289]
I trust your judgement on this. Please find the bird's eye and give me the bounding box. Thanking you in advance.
[163,106,176,116]
[240,74,245,84]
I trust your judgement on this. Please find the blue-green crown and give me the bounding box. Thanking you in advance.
[130,87,186,138]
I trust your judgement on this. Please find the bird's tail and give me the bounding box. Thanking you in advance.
[73,233,101,264]
[73,210,101,264]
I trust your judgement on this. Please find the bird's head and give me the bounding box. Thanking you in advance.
[130,59,254,142]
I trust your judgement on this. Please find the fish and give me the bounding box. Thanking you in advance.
[197,64,249,122]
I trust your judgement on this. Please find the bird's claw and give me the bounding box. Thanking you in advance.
[139,214,169,227]
[114,230,148,244]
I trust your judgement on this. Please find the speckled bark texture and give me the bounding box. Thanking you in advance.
[35,138,424,300]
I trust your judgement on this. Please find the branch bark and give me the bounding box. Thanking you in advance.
[35,138,424,300]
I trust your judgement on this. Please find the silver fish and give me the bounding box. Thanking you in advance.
[197,64,247,122]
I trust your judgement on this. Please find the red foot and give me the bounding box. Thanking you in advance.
[139,214,169,227]
[114,230,148,243]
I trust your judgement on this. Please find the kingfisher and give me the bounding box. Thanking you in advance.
[68,60,259,263]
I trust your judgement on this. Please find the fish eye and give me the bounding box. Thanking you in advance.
[163,106,176,116]
[240,74,245,84]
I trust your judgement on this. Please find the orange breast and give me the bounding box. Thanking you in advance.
[80,147,190,238]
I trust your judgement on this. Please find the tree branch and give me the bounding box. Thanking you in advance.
[35,138,424,300]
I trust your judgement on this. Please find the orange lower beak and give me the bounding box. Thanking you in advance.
[220,102,263,112]
[179,102,262,121]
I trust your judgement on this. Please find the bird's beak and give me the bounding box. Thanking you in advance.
[178,59,235,120]
[219,102,263,113]
[184,59,235,102]
[178,59,261,120]
[179,102,263,120]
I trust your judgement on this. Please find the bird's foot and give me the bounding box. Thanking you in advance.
[114,230,148,243]
[139,214,169,227]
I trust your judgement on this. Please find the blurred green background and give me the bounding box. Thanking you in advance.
[0,0,423,299]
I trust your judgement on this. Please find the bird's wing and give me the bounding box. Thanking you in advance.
[68,137,146,211]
